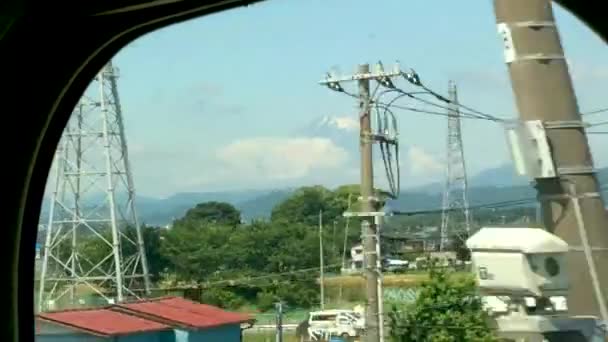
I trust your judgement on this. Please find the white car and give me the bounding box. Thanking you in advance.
[306,309,364,339]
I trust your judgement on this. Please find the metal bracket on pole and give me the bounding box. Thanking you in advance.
[371,133,398,144]
[539,192,601,201]
[318,69,402,85]
[557,166,596,175]
[510,21,556,28]
[544,120,590,129]
[569,246,608,252]
[344,211,386,218]
[358,196,380,203]
[515,53,566,62]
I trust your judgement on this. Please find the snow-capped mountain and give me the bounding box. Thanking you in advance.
[297,115,360,153]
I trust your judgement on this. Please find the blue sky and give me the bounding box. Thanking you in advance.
[96,0,608,197]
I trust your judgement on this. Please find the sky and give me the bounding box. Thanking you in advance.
[56,0,608,198]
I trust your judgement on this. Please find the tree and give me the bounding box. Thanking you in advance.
[160,222,230,282]
[388,267,497,342]
[270,186,338,226]
[451,235,471,262]
[179,201,241,227]
[137,225,171,281]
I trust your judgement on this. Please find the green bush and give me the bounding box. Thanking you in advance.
[388,267,497,342]
[200,288,245,309]
[256,291,276,312]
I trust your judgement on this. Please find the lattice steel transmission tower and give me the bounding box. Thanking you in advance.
[38,61,150,312]
[440,80,471,251]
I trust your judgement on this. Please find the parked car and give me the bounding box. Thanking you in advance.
[304,309,364,340]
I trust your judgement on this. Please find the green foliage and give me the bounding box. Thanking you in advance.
[179,201,241,227]
[160,200,335,309]
[256,291,276,312]
[270,186,339,225]
[64,186,529,319]
[388,268,497,342]
[161,223,231,281]
[200,287,246,309]
[451,236,471,262]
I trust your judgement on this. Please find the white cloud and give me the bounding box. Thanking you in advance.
[319,116,359,131]
[407,146,443,175]
[332,117,359,131]
[216,137,350,181]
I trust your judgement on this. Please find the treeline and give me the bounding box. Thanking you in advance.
[66,185,370,310]
[63,184,536,311]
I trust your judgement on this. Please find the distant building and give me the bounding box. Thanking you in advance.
[349,244,363,269]
[341,244,364,274]
[36,297,254,342]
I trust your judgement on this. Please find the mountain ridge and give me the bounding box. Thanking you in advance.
[39,165,607,226]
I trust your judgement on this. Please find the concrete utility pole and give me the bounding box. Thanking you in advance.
[358,64,380,342]
[275,302,283,342]
[494,0,608,320]
[320,62,402,342]
[319,210,325,310]
[375,215,385,342]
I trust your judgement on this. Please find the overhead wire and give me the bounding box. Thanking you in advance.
[400,69,507,122]
[370,83,503,198]
[323,68,606,205]
[372,80,499,122]
[587,120,608,128]
[374,90,402,198]
[391,182,607,217]
[582,108,608,116]
[134,263,343,292]
[396,88,503,122]
[377,102,491,121]
[391,196,538,216]
[329,84,502,123]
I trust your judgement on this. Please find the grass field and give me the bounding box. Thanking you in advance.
[244,331,299,342]
[252,309,309,325]
[324,273,431,288]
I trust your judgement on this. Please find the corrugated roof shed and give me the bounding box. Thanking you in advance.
[113,296,253,329]
[37,308,170,337]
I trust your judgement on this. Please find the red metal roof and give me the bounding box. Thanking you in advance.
[37,308,170,337]
[113,296,253,329]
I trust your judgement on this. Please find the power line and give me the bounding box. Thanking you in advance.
[400,69,507,122]
[374,95,400,198]
[391,197,538,216]
[325,69,506,123]
[377,101,495,121]
[587,120,608,128]
[135,264,343,292]
[374,85,501,122]
[583,108,608,116]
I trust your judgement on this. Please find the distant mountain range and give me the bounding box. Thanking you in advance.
[408,164,530,194]
[39,165,608,226]
[38,115,607,225]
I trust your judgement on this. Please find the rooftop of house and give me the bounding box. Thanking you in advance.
[37,307,170,337]
[112,296,253,330]
[36,296,254,336]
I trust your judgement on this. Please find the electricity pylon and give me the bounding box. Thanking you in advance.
[38,61,150,312]
[440,80,471,252]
